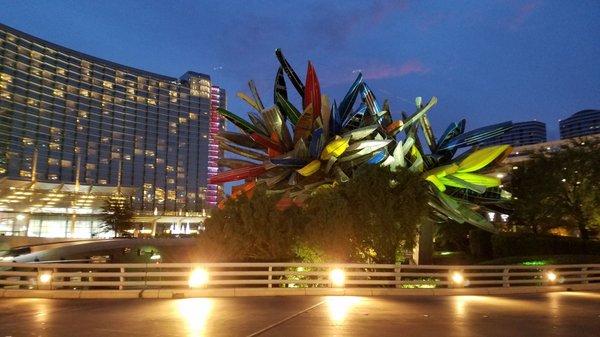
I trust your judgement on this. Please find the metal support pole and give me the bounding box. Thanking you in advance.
[119,267,125,290]
[502,268,510,287]
[268,266,272,288]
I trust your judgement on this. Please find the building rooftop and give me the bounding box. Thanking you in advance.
[0,23,209,83]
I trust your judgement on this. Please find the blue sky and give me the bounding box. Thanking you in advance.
[1,0,599,140]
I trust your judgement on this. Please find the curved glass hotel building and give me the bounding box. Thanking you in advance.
[0,23,225,238]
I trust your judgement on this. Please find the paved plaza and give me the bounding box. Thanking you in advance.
[0,292,599,336]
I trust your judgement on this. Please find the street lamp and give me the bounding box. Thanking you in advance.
[546,271,558,283]
[189,268,209,288]
[38,271,52,284]
[330,268,345,288]
[450,271,465,286]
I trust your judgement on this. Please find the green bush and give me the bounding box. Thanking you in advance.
[491,234,600,258]
[469,229,493,260]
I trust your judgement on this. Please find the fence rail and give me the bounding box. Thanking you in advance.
[1,262,598,291]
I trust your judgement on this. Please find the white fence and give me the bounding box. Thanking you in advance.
[1,262,598,291]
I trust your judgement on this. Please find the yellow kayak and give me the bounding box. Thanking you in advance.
[297,159,322,176]
[320,137,350,160]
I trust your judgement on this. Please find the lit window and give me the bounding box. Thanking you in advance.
[167,190,176,200]
[49,143,61,151]
[56,68,66,76]
[147,99,156,105]
[189,113,198,120]
[20,170,31,178]
[61,160,71,168]
[86,164,96,170]
[98,179,107,185]
[53,89,64,98]
[155,188,165,203]
[179,117,187,124]
[145,150,155,157]
[22,138,34,146]
[102,81,113,89]
[0,73,13,83]
[80,89,90,97]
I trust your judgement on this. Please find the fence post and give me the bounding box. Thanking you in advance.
[52,267,57,290]
[581,267,588,284]
[395,264,401,288]
[268,266,272,288]
[502,267,510,288]
[119,267,125,290]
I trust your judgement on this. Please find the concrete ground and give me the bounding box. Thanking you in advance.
[0,292,598,337]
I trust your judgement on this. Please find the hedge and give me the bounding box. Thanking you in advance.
[469,229,600,259]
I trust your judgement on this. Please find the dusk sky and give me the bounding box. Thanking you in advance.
[1,0,598,140]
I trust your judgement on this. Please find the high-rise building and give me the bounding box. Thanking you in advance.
[478,121,547,147]
[0,23,224,238]
[207,86,226,207]
[559,109,600,139]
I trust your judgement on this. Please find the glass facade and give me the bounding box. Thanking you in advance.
[559,109,600,139]
[479,121,547,147]
[207,86,226,206]
[0,23,224,216]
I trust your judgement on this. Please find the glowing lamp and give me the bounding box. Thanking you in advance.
[189,268,209,288]
[450,271,464,286]
[38,272,52,284]
[330,268,345,288]
[546,271,558,282]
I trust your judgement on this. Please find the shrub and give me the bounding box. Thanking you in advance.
[490,233,600,258]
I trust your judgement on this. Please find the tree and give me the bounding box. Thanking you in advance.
[199,186,306,262]
[509,139,600,240]
[100,195,134,237]
[303,166,430,264]
[298,185,358,263]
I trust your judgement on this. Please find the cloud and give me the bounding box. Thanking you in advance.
[363,59,430,80]
[507,0,541,30]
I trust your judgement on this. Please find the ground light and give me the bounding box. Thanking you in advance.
[330,268,345,287]
[189,268,210,288]
[450,271,465,286]
[38,271,52,284]
[546,271,558,282]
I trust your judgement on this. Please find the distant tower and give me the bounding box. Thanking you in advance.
[559,110,600,139]
[478,121,547,147]
[207,86,227,207]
